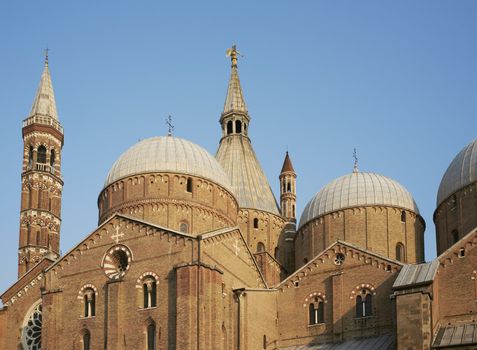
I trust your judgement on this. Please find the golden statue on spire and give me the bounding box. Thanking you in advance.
[226,44,242,67]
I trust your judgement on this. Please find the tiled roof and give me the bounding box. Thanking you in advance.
[104,136,233,193]
[437,139,477,206]
[299,172,419,229]
[433,323,477,348]
[392,260,439,289]
[280,333,395,350]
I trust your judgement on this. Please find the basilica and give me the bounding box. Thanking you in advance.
[1,47,477,350]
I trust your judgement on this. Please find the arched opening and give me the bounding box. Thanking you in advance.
[256,242,265,253]
[179,222,189,234]
[36,231,41,246]
[292,205,295,217]
[147,322,156,350]
[28,146,34,168]
[37,145,47,164]
[309,297,324,325]
[396,243,404,262]
[235,120,242,133]
[401,210,406,223]
[253,218,259,229]
[142,276,157,308]
[274,247,279,260]
[263,334,267,349]
[50,149,56,167]
[287,182,291,192]
[83,288,96,317]
[186,177,193,193]
[282,182,286,193]
[227,121,233,135]
[83,330,91,350]
[356,289,372,317]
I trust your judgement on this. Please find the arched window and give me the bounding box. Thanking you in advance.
[309,297,324,325]
[50,149,56,167]
[452,230,459,244]
[179,222,189,233]
[292,205,295,217]
[400,210,406,223]
[356,289,372,317]
[37,145,47,164]
[147,322,156,350]
[28,146,34,168]
[396,243,404,262]
[287,182,291,192]
[142,276,157,308]
[235,120,242,133]
[257,242,265,253]
[83,288,96,317]
[253,218,259,229]
[83,330,91,350]
[282,182,286,193]
[227,121,233,135]
[186,177,193,193]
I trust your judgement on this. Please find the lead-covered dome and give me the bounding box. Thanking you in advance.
[299,172,419,228]
[104,136,233,192]
[437,139,477,207]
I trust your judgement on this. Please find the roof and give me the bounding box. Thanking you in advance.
[392,260,439,289]
[281,151,295,173]
[299,172,419,229]
[104,136,233,193]
[216,135,280,214]
[437,139,477,207]
[223,64,247,114]
[29,60,58,120]
[216,60,280,215]
[433,323,477,348]
[279,333,395,350]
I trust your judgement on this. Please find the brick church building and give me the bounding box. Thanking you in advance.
[1,47,476,349]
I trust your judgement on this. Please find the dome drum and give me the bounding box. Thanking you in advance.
[297,172,425,266]
[100,137,238,234]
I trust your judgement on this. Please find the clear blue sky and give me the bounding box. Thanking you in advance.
[1,1,476,297]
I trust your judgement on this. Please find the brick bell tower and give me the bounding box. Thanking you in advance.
[18,51,64,277]
[279,151,297,222]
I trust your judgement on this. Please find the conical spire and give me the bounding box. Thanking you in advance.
[223,45,247,115]
[281,151,295,173]
[29,50,58,120]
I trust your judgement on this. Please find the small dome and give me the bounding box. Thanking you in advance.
[299,172,419,229]
[437,139,477,207]
[104,136,233,192]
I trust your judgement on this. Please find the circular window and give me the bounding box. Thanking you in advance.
[22,302,42,350]
[102,245,132,280]
[334,253,345,265]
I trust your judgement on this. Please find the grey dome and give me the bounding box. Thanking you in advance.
[437,139,477,207]
[299,172,419,229]
[104,136,233,193]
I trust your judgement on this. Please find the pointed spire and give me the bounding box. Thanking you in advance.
[223,45,247,114]
[281,151,295,173]
[29,50,58,120]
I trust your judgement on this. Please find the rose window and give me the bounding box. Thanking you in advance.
[22,302,42,350]
[334,253,345,265]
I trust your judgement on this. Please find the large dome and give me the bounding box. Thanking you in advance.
[299,172,419,228]
[437,139,477,207]
[104,136,233,192]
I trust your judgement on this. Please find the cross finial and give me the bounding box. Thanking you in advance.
[44,47,49,66]
[226,44,242,67]
[166,115,174,136]
[353,148,359,173]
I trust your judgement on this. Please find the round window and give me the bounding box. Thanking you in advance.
[334,253,345,265]
[102,245,132,280]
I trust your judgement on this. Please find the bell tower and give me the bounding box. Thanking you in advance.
[18,52,64,277]
[279,152,296,221]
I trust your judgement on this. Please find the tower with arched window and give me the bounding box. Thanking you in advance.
[17,54,64,277]
[279,151,297,221]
